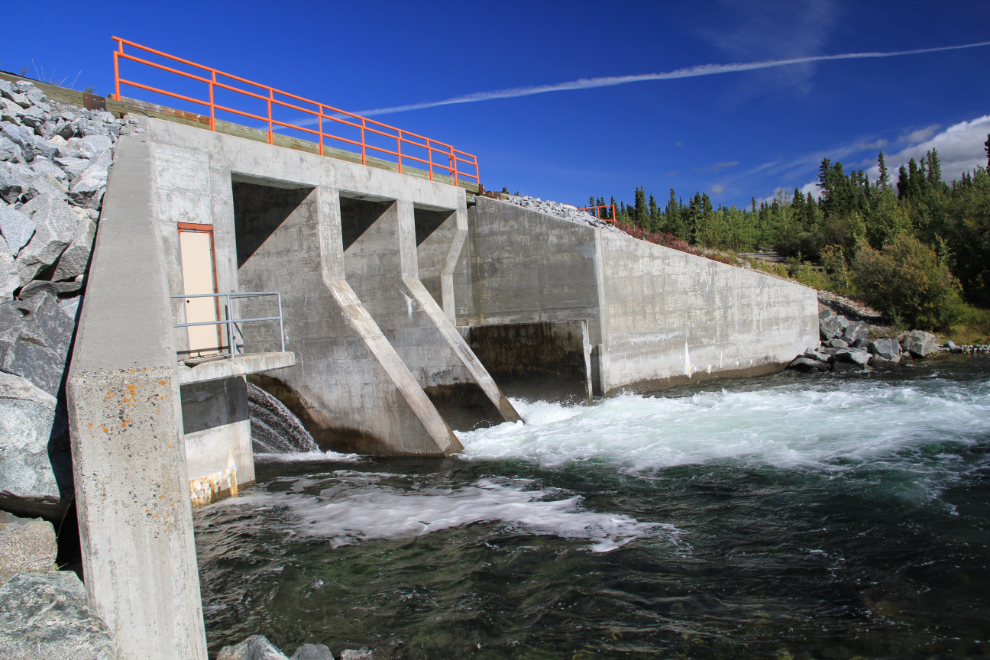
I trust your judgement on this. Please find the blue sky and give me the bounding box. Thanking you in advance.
[4,0,989,209]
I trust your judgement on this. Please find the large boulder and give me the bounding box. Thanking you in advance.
[292,644,334,660]
[900,330,937,359]
[0,370,72,519]
[0,235,19,300]
[868,338,900,360]
[843,320,869,345]
[2,292,75,396]
[0,572,115,660]
[819,309,840,340]
[871,355,901,369]
[0,203,36,256]
[14,193,78,283]
[51,215,96,281]
[68,148,111,210]
[0,511,57,586]
[218,635,291,660]
[0,161,34,204]
[834,349,872,368]
[0,135,22,162]
[788,356,828,373]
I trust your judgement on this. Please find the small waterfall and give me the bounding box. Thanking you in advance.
[247,382,320,454]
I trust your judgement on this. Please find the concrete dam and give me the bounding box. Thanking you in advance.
[5,40,816,659]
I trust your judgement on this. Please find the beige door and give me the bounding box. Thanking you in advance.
[179,226,221,357]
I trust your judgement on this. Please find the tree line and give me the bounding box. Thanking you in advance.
[589,137,990,328]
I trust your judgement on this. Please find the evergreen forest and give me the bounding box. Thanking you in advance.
[588,138,990,333]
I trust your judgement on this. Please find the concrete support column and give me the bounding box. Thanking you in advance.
[67,132,207,659]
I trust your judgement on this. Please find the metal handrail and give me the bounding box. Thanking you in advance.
[171,291,285,356]
[112,37,480,187]
[579,204,617,224]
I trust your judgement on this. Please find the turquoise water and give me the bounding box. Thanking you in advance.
[195,356,990,659]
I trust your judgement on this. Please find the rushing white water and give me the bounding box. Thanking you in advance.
[456,375,990,473]
[214,473,678,552]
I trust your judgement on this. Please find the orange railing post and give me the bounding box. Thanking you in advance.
[109,38,480,187]
[318,105,324,157]
[209,71,216,131]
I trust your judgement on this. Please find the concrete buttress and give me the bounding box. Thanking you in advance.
[67,132,208,659]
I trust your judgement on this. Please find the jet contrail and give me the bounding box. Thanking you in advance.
[350,40,990,117]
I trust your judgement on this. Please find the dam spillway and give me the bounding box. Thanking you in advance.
[64,85,816,659]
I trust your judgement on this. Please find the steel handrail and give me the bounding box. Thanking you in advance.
[112,37,480,186]
[171,291,285,356]
[579,204,617,224]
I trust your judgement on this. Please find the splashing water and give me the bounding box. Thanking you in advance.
[247,382,320,454]
[198,357,990,659]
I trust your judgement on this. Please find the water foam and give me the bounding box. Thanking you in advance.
[457,376,990,473]
[220,474,678,552]
[254,450,363,463]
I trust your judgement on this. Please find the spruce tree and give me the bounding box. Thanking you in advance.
[985,133,990,170]
[877,152,890,190]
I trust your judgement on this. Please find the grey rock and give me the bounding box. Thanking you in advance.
[0,370,71,518]
[843,320,869,344]
[54,120,74,140]
[835,315,849,332]
[26,171,69,203]
[51,215,95,281]
[1,124,36,155]
[292,644,334,660]
[15,193,77,282]
[0,572,115,660]
[0,203,36,255]
[0,161,33,204]
[0,136,22,162]
[0,81,14,100]
[852,337,870,349]
[67,135,112,159]
[28,135,58,161]
[19,106,47,130]
[68,148,111,209]
[871,355,901,369]
[3,291,74,397]
[819,309,840,340]
[0,235,19,300]
[945,340,962,354]
[826,337,848,349]
[16,279,84,299]
[803,348,833,364]
[868,338,900,360]
[58,296,80,321]
[23,87,46,107]
[788,356,828,373]
[340,650,373,660]
[901,330,937,359]
[218,634,291,660]
[54,156,90,181]
[0,511,57,586]
[29,157,67,183]
[834,349,871,367]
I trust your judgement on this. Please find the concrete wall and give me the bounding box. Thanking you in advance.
[145,117,519,455]
[596,229,820,392]
[460,197,819,394]
[180,377,253,507]
[67,129,208,659]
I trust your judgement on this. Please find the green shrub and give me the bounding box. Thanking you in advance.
[851,234,962,330]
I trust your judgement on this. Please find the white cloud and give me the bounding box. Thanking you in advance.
[711,183,727,195]
[866,115,990,183]
[800,181,823,200]
[899,124,940,143]
[705,161,739,172]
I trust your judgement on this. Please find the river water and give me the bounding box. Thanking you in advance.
[195,356,990,659]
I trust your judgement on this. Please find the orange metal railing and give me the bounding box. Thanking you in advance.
[579,204,616,224]
[111,37,480,186]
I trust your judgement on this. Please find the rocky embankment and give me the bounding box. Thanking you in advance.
[787,307,971,374]
[217,634,374,660]
[0,79,129,658]
[501,194,624,233]
[0,79,136,521]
